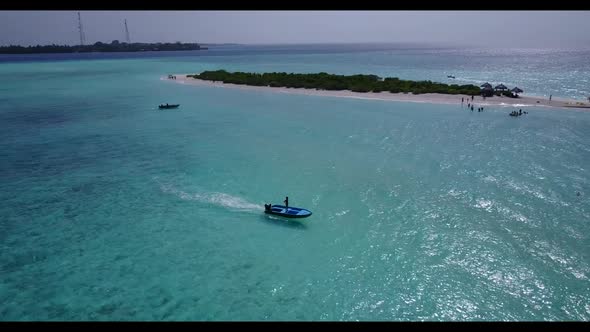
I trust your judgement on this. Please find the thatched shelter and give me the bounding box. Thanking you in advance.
[481,86,494,97]
[495,84,508,91]
[511,87,523,97]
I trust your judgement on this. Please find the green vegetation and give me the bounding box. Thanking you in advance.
[189,70,482,95]
[0,40,206,54]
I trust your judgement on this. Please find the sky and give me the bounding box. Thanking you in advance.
[1,11,589,48]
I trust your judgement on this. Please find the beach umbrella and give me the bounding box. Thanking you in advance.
[495,84,508,91]
[480,82,492,88]
[511,87,523,93]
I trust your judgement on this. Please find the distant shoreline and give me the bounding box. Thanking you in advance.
[0,42,207,55]
[166,74,590,110]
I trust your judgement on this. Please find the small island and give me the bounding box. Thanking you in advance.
[169,72,590,109]
[188,70,481,95]
[0,40,207,54]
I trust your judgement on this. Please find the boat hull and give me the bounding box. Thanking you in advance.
[159,104,180,109]
[264,205,312,218]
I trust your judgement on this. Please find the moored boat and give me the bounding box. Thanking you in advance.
[159,104,180,109]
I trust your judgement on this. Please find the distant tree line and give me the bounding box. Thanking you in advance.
[0,40,206,54]
[190,70,481,95]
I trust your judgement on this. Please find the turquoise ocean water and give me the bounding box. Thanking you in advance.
[1,44,589,320]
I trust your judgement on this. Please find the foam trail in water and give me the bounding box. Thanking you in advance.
[154,177,262,212]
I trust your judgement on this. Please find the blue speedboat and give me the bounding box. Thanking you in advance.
[264,205,312,218]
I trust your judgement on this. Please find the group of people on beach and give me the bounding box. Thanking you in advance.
[168,75,177,80]
[462,96,474,104]
[462,97,484,112]
[509,109,528,117]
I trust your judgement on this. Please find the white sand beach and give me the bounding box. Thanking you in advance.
[165,75,590,110]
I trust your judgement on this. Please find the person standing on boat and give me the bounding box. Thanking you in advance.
[284,196,289,208]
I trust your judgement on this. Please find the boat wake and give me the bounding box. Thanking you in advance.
[154,177,262,212]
